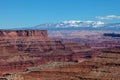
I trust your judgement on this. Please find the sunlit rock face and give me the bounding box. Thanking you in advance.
[0,30,48,40]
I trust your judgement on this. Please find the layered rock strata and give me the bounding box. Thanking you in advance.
[20,48,120,80]
[0,30,47,39]
[0,30,95,76]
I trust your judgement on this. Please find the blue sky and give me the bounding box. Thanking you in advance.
[0,0,120,29]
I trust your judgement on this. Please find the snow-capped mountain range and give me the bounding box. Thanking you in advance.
[34,20,105,28]
[23,20,120,31]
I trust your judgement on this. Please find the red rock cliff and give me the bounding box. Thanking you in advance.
[0,30,48,40]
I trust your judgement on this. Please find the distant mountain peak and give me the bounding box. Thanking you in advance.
[62,20,81,24]
[19,20,120,32]
[60,20,105,28]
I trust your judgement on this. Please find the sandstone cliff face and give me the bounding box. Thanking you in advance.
[0,42,74,74]
[0,30,48,40]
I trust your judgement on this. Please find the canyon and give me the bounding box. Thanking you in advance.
[0,30,120,80]
[0,30,93,75]
[21,48,120,80]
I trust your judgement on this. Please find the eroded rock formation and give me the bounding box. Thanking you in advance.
[0,30,47,38]
[0,30,120,80]
[0,30,95,77]
[20,48,120,80]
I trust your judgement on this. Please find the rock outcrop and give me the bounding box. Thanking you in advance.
[0,30,95,76]
[0,30,47,39]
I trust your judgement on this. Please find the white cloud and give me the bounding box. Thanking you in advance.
[96,15,120,20]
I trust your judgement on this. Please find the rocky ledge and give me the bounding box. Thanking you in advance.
[0,30,48,40]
